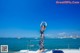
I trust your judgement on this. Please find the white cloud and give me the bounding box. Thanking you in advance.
[58,32,66,35]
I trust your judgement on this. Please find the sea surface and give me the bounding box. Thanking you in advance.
[0,38,80,52]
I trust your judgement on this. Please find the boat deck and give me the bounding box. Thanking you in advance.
[14,49,80,53]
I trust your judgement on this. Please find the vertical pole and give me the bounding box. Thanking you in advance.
[68,44,69,49]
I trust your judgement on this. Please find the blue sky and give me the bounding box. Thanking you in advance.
[0,0,80,37]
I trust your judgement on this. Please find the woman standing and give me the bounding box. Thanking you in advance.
[38,21,47,53]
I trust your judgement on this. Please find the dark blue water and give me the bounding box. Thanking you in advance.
[0,38,80,51]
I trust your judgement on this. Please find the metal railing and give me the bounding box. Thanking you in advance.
[26,39,80,50]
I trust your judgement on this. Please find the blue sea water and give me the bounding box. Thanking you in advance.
[0,38,80,52]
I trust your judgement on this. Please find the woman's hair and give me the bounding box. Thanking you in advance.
[40,21,47,28]
[41,25,46,29]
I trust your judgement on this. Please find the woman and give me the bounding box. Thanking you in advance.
[38,21,47,53]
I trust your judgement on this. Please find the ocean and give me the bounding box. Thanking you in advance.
[0,38,80,52]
